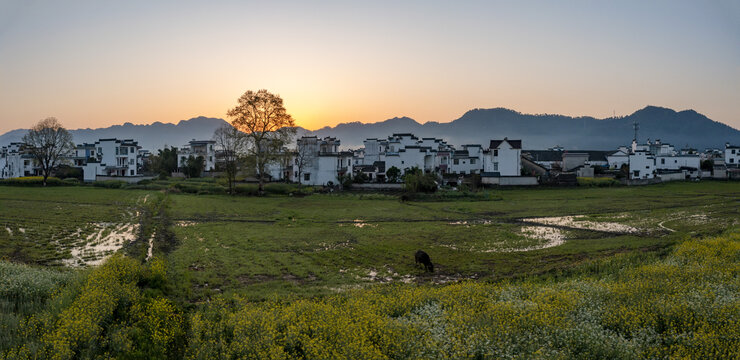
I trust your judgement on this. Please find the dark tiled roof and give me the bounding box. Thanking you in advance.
[373,161,386,172]
[571,150,611,162]
[490,139,522,149]
[452,150,470,158]
[523,150,562,162]
[355,164,376,171]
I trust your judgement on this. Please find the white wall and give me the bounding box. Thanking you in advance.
[607,151,629,169]
[83,163,102,182]
[655,155,700,170]
[0,144,34,178]
[726,146,739,166]
[95,140,139,177]
[449,155,481,174]
[629,152,655,179]
[362,139,384,165]
[482,176,538,186]
[483,143,520,176]
[299,154,351,186]
[178,141,216,171]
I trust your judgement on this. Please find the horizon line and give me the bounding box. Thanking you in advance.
[2,104,729,134]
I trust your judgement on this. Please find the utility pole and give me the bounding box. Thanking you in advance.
[632,120,639,142]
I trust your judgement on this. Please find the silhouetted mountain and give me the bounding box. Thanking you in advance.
[0,116,230,151]
[304,106,740,150]
[2,107,738,151]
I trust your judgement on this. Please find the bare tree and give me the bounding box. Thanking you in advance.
[227,89,296,194]
[22,117,74,186]
[212,124,246,194]
[294,137,313,187]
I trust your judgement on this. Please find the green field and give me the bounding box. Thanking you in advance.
[163,182,738,302]
[1,182,738,359]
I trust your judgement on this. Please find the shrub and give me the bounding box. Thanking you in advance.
[61,178,80,186]
[353,172,369,184]
[92,180,127,189]
[0,176,62,186]
[404,172,438,193]
[53,165,82,181]
[264,183,295,195]
[337,174,353,189]
[234,184,259,196]
[184,177,217,183]
[578,177,620,187]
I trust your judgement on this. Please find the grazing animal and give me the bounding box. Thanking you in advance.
[415,250,434,272]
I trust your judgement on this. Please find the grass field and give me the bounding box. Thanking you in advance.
[163,182,739,301]
[0,181,738,358]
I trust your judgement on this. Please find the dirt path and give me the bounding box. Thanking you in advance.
[658,220,676,233]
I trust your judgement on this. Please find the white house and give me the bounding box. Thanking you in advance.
[655,155,701,171]
[295,136,353,186]
[725,143,740,167]
[483,139,521,176]
[361,138,386,166]
[178,140,217,172]
[0,143,35,179]
[385,146,432,176]
[357,133,454,178]
[449,145,484,175]
[78,139,141,181]
[607,148,630,169]
[629,151,656,179]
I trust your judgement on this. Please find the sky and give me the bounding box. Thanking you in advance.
[0,0,738,134]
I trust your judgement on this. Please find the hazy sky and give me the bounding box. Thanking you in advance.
[1,0,738,133]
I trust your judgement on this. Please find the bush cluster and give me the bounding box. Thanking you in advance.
[0,177,62,186]
[1,256,184,360]
[578,177,621,187]
[92,180,127,189]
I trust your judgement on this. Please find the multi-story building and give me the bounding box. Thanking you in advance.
[178,140,217,172]
[629,151,656,179]
[0,143,35,179]
[726,143,740,167]
[295,136,353,186]
[76,139,141,181]
[483,139,522,176]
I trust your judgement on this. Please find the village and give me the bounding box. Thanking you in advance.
[2,128,739,186]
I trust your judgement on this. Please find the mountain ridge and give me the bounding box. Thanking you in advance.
[1,106,738,151]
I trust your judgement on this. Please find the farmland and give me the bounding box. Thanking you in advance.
[0,181,739,358]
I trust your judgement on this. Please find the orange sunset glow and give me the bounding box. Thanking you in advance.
[0,1,738,133]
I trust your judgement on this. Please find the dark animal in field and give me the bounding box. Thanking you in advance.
[415,250,434,272]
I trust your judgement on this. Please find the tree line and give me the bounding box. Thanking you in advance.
[17,89,297,193]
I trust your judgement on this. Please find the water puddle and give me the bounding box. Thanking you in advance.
[524,216,639,234]
[63,222,139,267]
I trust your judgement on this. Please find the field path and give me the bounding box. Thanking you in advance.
[658,220,677,233]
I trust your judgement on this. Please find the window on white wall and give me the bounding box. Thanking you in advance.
[493,162,498,171]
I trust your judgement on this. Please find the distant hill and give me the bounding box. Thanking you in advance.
[0,116,230,152]
[1,106,738,151]
[305,106,740,150]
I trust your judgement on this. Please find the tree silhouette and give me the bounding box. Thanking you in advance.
[22,117,74,186]
[227,90,296,194]
[213,124,247,194]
